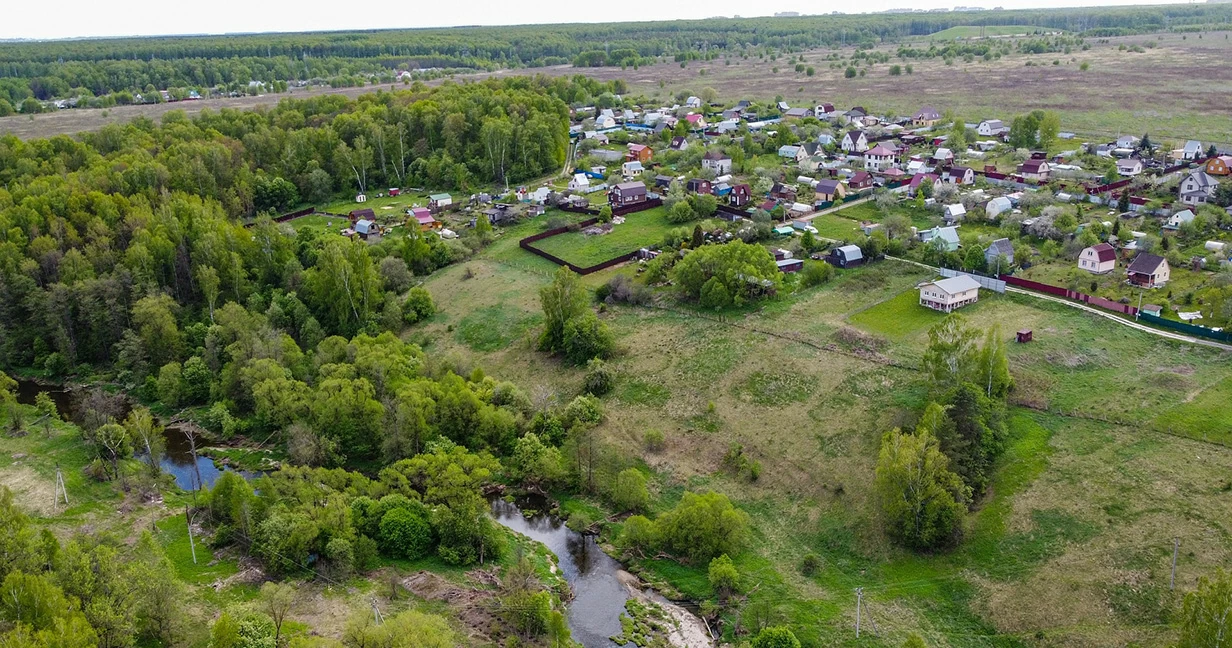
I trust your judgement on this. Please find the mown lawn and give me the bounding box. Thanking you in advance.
[529,206,689,268]
[847,288,946,339]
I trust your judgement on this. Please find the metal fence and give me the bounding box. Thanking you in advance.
[939,267,1006,293]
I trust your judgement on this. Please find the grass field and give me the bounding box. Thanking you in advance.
[413,233,1232,646]
[529,206,684,267]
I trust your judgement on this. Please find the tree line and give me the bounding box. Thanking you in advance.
[2,4,1230,104]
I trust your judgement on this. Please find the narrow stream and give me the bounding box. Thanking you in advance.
[491,498,630,648]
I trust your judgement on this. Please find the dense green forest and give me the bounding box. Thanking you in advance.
[0,75,611,372]
[1,3,1230,107]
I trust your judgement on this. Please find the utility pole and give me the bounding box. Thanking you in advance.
[53,464,69,509]
[1171,538,1180,590]
[185,505,197,564]
[371,598,384,625]
[854,587,862,638]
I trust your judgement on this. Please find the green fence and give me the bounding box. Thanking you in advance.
[1138,313,1232,342]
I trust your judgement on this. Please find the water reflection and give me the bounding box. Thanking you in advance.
[15,378,247,491]
[490,499,630,648]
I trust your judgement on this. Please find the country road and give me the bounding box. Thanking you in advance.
[885,256,1232,352]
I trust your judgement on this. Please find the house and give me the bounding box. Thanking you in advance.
[770,183,797,202]
[777,101,791,112]
[702,150,733,175]
[864,143,898,172]
[1181,140,1203,161]
[912,106,943,127]
[784,107,813,119]
[848,171,873,190]
[1116,135,1140,149]
[627,143,653,163]
[654,174,674,189]
[569,173,591,192]
[776,258,805,273]
[919,226,960,252]
[778,145,806,162]
[409,207,438,231]
[773,248,793,261]
[985,238,1014,269]
[428,193,452,210]
[814,179,847,203]
[817,133,836,147]
[685,96,702,108]
[1206,156,1232,176]
[985,196,1013,219]
[686,178,713,195]
[841,130,869,154]
[919,275,981,313]
[1179,170,1219,206]
[977,119,1007,136]
[608,182,648,208]
[1018,159,1051,181]
[1165,209,1196,231]
[350,207,375,222]
[1077,242,1116,274]
[684,113,707,129]
[354,219,377,239]
[1117,158,1144,177]
[1127,253,1170,287]
[932,148,954,165]
[595,115,616,129]
[482,204,515,226]
[827,244,865,268]
[815,103,836,118]
[622,161,645,177]
[943,203,967,223]
[669,136,689,151]
[942,166,975,185]
[730,184,752,207]
[842,107,867,125]
[908,173,940,197]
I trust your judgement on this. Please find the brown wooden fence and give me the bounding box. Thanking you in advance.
[519,218,643,275]
[1000,275,1138,316]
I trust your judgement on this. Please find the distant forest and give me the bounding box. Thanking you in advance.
[1,3,1231,107]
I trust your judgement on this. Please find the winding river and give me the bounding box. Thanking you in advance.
[15,378,708,648]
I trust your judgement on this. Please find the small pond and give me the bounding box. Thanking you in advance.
[14,378,243,490]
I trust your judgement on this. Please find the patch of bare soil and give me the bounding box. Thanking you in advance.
[402,571,500,643]
[1154,365,1195,375]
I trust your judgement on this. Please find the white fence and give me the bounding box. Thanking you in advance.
[939,267,1006,293]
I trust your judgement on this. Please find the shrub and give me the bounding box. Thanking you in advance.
[582,358,615,396]
[621,515,656,553]
[562,311,614,365]
[799,261,834,288]
[379,507,434,560]
[655,490,749,563]
[609,468,650,512]
[644,429,665,452]
[561,395,603,428]
[403,287,436,324]
[752,627,801,648]
[800,553,822,577]
[708,554,740,597]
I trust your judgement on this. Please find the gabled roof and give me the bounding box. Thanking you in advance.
[1020,159,1048,172]
[1127,252,1167,274]
[815,179,842,194]
[844,130,865,142]
[1117,158,1143,170]
[850,171,872,184]
[702,150,731,161]
[1088,242,1116,263]
[866,143,897,157]
[914,106,942,121]
[929,274,981,295]
[1184,170,1218,189]
[947,165,973,176]
[987,238,1013,256]
[835,244,863,260]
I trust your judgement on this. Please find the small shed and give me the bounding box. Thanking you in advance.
[355,194,367,203]
[1016,329,1033,343]
[827,244,865,268]
[388,188,401,196]
[776,258,805,273]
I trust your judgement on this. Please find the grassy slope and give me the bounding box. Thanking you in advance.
[414,227,1232,646]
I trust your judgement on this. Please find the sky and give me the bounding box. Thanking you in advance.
[3,0,1198,41]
